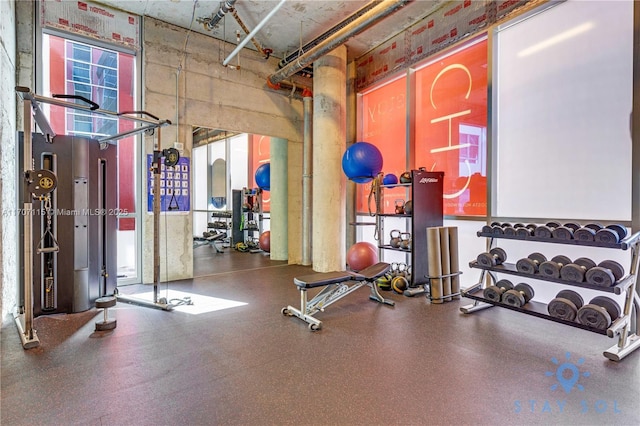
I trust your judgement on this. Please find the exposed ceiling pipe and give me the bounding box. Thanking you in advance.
[268,0,412,86]
[222,0,287,67]
[200,0,237,30]
[231,9,273,59]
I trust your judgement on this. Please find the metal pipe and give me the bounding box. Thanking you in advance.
[302,91,313,265]
[268,0,411,85]
[206,0,237,30]
[231,9,266,55]
[223,0,287,66]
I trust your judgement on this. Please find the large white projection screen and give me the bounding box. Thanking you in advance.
[494,1,632,221]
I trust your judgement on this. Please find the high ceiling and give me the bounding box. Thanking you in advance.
[96,0,440,62]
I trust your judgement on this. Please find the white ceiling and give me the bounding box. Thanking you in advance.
[96,0,440,61]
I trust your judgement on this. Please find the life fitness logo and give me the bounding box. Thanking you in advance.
[419,177,439,184]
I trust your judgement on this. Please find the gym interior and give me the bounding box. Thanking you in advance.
[2,1,640,424]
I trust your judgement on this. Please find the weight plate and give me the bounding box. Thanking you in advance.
[490,222,502,227]
[481,225,493,234]
[504,226,517,236]
[502,289,526,307]
[552,226,573,240]
[584,223,604,231]
[560,263,586,282]
[573,227,596,241]
[492,226,504,235]
[483,286,503,302]
[585,267,615,288]
[551,255,572,266]
[534,225,553,239]
[516,258,537,274]
[529,252,547,264]
[548,297,579,321]
[477,252,495,267]
[95,296,117,309]
[594,228,619,244]
[514,283,535,302]
[539,261,561,278]
[589,296,622,320]
[563,222,581,232]
[513,223,525,229]
[598,260,625,281]
[95,319,117,331]
[490,247,507,264]
[577,304,612,330]
[516,228,531,238]
[556,289,584,310]
[546,221,562,229]
[525,224,537,231]
[605,224,628,241]
[500,223,512,228]
[496,279,514,291]
[574,257,597,270]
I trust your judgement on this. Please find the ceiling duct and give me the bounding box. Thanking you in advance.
[268,0,412,86]
[198,0,237,30]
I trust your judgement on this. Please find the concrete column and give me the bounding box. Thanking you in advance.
[270,137,288,260]
[312,45,347,272]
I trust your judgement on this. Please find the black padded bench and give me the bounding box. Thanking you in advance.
[282,262,394,331]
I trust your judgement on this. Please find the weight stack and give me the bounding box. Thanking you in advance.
[426,226,461,303]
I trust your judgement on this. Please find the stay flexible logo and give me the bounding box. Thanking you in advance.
[513,352,621,415]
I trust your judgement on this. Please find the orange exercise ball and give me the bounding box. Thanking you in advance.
[347,242,378,272]
[259,231,271,252]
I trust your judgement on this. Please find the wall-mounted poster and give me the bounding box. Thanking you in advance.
[147,155,190,213]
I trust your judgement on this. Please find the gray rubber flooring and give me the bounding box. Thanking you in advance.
[2,249,639,425]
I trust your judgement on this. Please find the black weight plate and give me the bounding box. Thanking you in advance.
[548,297,578,321]
[556,289,584,309]
[560,263,586,282]
[574,257,597,270]
[513,223,525,229]
[514,283,534,302]
[481,225,493,234]
[539,261,561,278]
[490,221,501,227]
[605,224,628,241]
[590,296,622,320]
[502,289,526,307]
[598,260,625,281]
[516,258,537,274]
[594,228,619,244]
[492,226,504,235]
[585,267,615,288]
[551,255,572,266]
[577,304,612,330]
[552,226,574,240]
[526,224,537,231]
[477,252,495,267]
[483,286,503,302]
[546,221,561,229]
[496,279,514,291]
[573,227,596,241]
[584,222,604,231]
[534,225,553,239]
[516,228,532,238]
[563,222,581,232]
[529,252,547,264]
[500,223,512,228]
[489,247,507,263]
[504,226,517,236]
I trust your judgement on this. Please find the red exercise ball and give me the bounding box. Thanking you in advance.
[347,242,378,272]
[259,231,271,252]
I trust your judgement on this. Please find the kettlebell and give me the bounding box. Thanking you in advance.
[395,199,405,214]
[390,230,402,248]
[400,232,411,250]
[404,200,413,215]
[397,262,408,277]
[391,275,409,293]
[400,171,412,184]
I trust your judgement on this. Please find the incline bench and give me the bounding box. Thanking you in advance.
[281,262,395,331]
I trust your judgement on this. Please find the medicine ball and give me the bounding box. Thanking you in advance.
[399,171,412,184]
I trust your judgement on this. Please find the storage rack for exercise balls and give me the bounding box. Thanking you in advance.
[14,87,178,349]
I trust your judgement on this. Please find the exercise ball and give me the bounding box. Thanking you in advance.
[341,142,383,183]
[255,163,271,191]
[259,231,271,252]
[346,241,378,272]
[382,173,398,187]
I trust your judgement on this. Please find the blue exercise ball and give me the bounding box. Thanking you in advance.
[341,142,383,184]
[382,173,398,187]
[255,163,270,191]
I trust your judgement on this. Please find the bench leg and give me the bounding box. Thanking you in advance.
[282,289,323,331]
[368,281,395,306]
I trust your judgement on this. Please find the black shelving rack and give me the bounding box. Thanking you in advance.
[460,226,640,361]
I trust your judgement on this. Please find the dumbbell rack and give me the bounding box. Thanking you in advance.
[460,226,640,361]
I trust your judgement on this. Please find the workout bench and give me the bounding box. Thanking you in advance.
[193,232,226,253]
[281,262,394,331]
